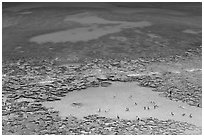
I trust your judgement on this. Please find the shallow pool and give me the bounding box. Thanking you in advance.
[42,82,202,127]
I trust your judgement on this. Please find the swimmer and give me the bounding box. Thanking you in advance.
[98,108,101,112]
[126,107,130,111]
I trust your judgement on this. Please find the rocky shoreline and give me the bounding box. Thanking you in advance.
[2,46,202,135]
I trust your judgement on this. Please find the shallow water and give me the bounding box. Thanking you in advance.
[30,12,151,43]
[43,82,202,127]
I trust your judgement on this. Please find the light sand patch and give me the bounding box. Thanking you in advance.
[147,33,160,38]
[30,22,150,43]
[15,98,34,103]
[38,76,56,85]
[18,11,32,15]
[30,13,151,43]
[42,82,202,127]
[185,68,201,72]
[111,8,186,16]
[38,80,54,85]
[63,12,151,26]
[171,70,181,74]
[54,53,79,62]
[183,29,201,34]
[2,16,19,28]
[109,36,127,41]
[64,12,115,24]
[14,46,22,50]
